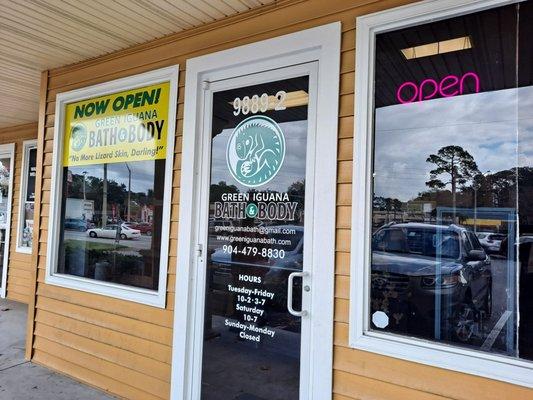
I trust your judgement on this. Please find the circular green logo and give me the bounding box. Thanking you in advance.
[70,123,87,152]
[245,203,258,218]
[226,115,285,187]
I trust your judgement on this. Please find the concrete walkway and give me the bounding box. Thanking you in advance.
[0,298,115,400]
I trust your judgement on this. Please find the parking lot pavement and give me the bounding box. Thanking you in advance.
[0,299,115,400]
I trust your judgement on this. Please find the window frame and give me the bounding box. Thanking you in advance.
[46,66,179,308]
[16,139,37,254]
[350,0,533,388]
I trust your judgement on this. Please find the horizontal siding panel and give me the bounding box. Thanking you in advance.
[334,298,349,323]
[333,370,449,400]
[33,336,170,399]
[34,322,171,382]
[35,281,173,327]
[33,349,162,400]
[36,309,171,364]
[335,275,350,300]
[335,252,351,276]
[7,289,29,303]
[333,347,533,400]
[336,206,351,229]
[35,295,172,345]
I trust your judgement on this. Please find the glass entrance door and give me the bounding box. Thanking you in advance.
[0,145,14,298]
[199,68,315,399]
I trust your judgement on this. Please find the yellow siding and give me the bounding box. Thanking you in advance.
[28,0,533,399]
[0,122,38,304]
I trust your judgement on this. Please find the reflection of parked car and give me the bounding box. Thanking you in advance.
[476,232,506,253]
[124,222,152,235]
[371,222,492,343]
[64,218,88,231]
[86,224,141,240]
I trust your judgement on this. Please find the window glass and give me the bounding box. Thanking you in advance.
[201,76,309,399]
[18,145,36,250]
[371,1,533,361]
[56,160,163,290]
[55,82,171,291]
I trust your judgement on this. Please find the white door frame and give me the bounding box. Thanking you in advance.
[171,23,341,400]
[0,143,16,298]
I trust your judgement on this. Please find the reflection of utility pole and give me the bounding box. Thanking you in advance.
[103,164,107,227]
[125,162,131,222]
[82,171,87,200]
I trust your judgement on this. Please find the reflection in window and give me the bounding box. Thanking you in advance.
[371,2,533,361]
[18,144,36,250]
[56,159,164,290]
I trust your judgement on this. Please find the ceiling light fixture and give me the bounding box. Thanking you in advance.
[401,36,472,60]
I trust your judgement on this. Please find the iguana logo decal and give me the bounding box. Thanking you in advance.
[227,116,285,187]
[70,123,87,152]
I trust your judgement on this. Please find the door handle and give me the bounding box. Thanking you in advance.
[287,271,308,317]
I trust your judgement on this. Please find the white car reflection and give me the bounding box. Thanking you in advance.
[86,224,141,240]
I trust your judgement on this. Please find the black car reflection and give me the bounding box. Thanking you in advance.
[371,222,492,343]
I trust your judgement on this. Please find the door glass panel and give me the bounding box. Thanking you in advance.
[201,75,310,399]
[0,156,11,292]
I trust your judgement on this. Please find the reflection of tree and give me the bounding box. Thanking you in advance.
[210,181,239,202]
[426,145,480,209]
[68,172,154,222]
[374,196,402,211]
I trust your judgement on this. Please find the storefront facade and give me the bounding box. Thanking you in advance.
[0,123,38,304]
[16,0,533,399]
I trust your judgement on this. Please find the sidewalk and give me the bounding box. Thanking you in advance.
[0,299,115,400]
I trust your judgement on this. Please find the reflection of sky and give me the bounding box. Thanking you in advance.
[210,120,307,192]
[374,86,533,201]
[69,160,155,194]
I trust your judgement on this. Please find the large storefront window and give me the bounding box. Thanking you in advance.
[47,68,178,306]
[353,0,533,385]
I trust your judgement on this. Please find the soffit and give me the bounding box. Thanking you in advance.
[0,0,276,129]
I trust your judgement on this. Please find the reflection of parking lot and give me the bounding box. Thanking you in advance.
[482,256,516,355]
[64,230,152,251]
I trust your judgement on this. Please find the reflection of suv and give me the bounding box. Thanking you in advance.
[371,222,492,343]
[64,218,87,231]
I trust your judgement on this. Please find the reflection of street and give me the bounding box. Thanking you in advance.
[202,315,299,400]
[64,230,151,251]
[483,256,516,355]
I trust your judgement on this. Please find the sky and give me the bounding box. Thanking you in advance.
[69,159,155,194]
[374,86,533,202]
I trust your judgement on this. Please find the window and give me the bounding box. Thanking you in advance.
[46,67,179,307]
[16,140,37,253]
[352,0,533,387]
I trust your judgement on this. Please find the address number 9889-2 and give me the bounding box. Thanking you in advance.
[232,91,287,116]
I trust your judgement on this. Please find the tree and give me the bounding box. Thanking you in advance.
[425,145,480,209]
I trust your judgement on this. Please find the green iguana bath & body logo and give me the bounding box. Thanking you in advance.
[70,123,88,152]
[226,115,285,187]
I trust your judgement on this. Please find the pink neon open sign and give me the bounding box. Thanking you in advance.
[396,72,480,104]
